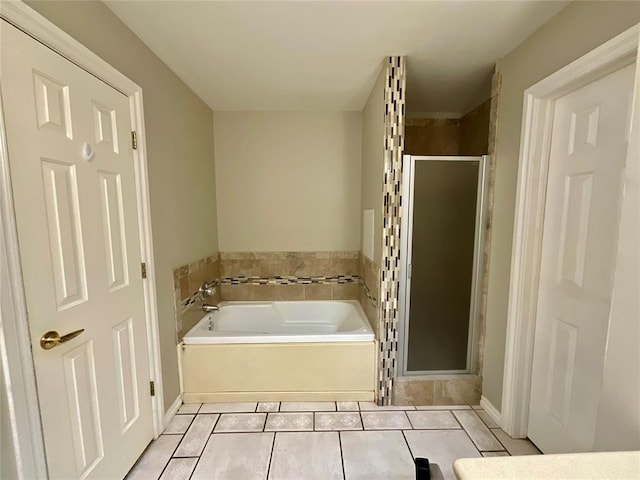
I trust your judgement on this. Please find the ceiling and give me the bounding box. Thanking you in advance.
[105,1,569,113]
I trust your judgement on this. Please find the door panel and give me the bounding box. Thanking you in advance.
[92,102,119,152]
[113,318,140,432]
[546,317,578,427]
[63,341,104,476]
[557,172,592,288]
[41,159,88,309]
[528,64,634,453]
[98,170,130,291]
[33,70,73,139]
[1,21,153,479]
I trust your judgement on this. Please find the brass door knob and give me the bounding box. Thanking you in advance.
[40,329,85,350]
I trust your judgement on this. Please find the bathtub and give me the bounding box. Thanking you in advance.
[183,300,374,344]
[180,300,377,403]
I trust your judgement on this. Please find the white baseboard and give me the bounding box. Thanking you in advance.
[163,395,182,429]
[480,395,502,429]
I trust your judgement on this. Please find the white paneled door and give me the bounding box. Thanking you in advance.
[528,63,635,453]
[1,23,153,478]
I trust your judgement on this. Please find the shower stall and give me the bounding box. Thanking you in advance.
[398,155,488,375]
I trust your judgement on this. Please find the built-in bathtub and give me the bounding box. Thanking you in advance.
[180,300,377,403]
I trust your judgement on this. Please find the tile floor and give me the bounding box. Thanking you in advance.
[127,402,540,480]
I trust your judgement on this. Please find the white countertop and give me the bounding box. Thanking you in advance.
[454,451,640,480]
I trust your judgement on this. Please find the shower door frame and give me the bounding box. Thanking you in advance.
[398,155,489,376]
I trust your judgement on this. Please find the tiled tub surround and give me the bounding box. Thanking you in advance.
[358,253,380,337]
[173,254,221,341]
[174,251,365,341]
[219,251,360,302]
[176,252,379,404]
[127,402,540,480]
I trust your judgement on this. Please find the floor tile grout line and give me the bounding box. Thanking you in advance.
[190,413,221,444]
[406,411,416,429]
[453,410,488,455]
[401,429,416,460]
[466,409,502,451]
[154,433,185,480]
[265,431,277,480]
[474,409,499,431]
[489,428,513,454]
[451,409,465,430]
[164,412,197,436]
[338,431,346,480]
[186,434,213,480]
[402,410,413,429]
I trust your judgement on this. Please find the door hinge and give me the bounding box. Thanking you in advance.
[131,131,138,150]
[150,381,155,396]
[141,262,147,279]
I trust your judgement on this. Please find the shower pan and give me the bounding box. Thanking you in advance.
[398,155,489,375]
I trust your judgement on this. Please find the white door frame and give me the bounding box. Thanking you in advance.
[501,23,640,438]
[0,2,165,477]
[398,155,489,376]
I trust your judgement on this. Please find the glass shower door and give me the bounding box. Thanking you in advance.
[402,156,486,374]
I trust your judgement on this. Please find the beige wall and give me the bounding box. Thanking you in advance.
[361,67,386,265]
[482,1,640,411]
[27,1,219,412]
[214,112,361,252]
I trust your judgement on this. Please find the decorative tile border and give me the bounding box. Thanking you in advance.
[218,251,360,303]
[220,275,358,286]
[357,253,380,337]
[219,251,358,279]
[358,279,377,308]
[378,56,406,405]
[220,251,359,260]
[178,278,221,313]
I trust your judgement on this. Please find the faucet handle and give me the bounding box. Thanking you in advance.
[199,282,216,299]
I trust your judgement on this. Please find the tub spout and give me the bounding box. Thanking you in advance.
[202,304,219,313]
